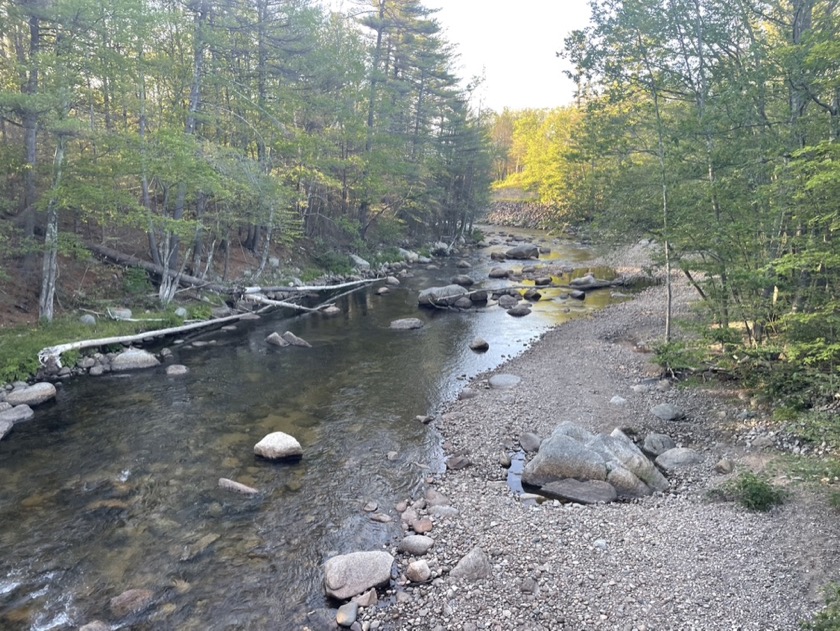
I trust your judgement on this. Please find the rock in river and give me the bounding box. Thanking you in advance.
[254,432,303,460]
[324,551,394,600]
[111,349,160,371]
[0,405,34,425]
[6,382,56,406]
[505,244,539,260]
[390,318,424,330]
[110,588,154,618]
[417,284,468,307]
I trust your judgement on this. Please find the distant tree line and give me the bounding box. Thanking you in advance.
[489,0,840,400]
[0,0,493,318]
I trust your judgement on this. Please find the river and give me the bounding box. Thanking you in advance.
[0,227,622,630]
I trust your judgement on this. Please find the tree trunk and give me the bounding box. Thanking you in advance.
[38,133,67,322]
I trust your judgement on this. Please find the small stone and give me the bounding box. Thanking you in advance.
[352,589,378,608]
[398,535,435,556]
[412,517,433,534]
[337,601,359,627]
[281,331,312,347]
[507,305,532,317]
[450,546,492,581]
[651,403,684,421]
[390,318,424,330]
[363,501,378,512]
[459,388,478,400]
[469,338,490,352]
[218,478,259,495]
[369,513,392,523]
[488,374,521,390]
[425,489,450,506]
[610,396,627,406]
[714,458,735,474]
[405,560,431,583]
[79,622,110,631]
[655,447,703,471]
[376,287,390,296]
[499,452,512,467]
[323,306,342,316]
[446,455,471,470]
[79,314,97,326]
[166,364,189,376]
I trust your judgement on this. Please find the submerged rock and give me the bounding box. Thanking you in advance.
[390,318,424,330]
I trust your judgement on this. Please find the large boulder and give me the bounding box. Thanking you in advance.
[656,447,703,471]
[0,405,35,425]
[254,432,303,460]
[522,434,607,487]
[417,284,469,307]
[540,479,617,504]
[349,254,370,271]
[323,551,394,600]
[6,382,56,407]
[505,244,539,260]
[0,419,13,441]
[488,267,510,279]
[643,432,677,457]
[551,421,597,444]
[587,429,669,492]
[111,349,160,371]
[398,248,419,263]
[606,461,653,498]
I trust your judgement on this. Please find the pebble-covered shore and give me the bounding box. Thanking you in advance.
[354,251,840,631]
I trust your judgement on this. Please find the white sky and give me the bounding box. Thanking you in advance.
[432,1,593,112]
[326,1,594,112]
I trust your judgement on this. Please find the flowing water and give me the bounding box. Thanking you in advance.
[0,227,623,630]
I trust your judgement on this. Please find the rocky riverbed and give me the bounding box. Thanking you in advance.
[339,246,840,631]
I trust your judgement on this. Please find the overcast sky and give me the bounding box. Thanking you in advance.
[432,0,593,112]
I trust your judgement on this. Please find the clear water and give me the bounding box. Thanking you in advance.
[0,227,620,629]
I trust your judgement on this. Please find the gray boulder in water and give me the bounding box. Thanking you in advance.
[110,349,160,371]
[6,382,56,407]
[505,244,540,260]
[417,284,469,307]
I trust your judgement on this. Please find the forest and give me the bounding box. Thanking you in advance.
[0,0,492,319]
[1,0,838,410]
[489,0,840,411]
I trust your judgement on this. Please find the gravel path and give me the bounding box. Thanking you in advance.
[358,247,840,631]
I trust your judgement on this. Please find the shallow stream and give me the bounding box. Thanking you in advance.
[0,227,623,630]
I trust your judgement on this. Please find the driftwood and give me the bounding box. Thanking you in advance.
[242,293,331,313]
[38,311,260,369]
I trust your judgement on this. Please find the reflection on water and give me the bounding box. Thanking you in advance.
[0,226,626,629]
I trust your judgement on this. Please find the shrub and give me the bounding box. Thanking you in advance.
[802,583,840,630]
[713,472,787,512]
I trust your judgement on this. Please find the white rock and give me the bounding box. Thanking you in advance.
[405,560,431,583]
[324,551,394,600]
[254,432,303,460]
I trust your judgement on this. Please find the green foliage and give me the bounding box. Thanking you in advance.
[802,584,840,631]
[653,341,705,378]
[712,472,787,512]
[0,313,177,384]
[312,250,353,276]
[122,268,153,296]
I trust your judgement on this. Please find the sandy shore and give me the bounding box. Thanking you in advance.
[356,246,840,631]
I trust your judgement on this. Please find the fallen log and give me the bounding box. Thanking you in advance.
[88,243,383,297]
[38,311,260,369]
[242,293,330,313]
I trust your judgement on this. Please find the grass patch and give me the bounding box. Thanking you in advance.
[709,471,787,511]
[0,310,185,384]
[803,584,840,630]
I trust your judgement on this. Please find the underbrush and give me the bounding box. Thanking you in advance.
[708,472,788,511]
[803,584,840,630]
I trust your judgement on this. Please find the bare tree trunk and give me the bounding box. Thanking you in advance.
[39,133,66,322]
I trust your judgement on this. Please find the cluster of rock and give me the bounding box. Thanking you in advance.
[318,488,494,629]
[265,330,312,348]
[0,382,57,441]
[517,421,703,503]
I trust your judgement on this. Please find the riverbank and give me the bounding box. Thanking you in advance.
[362,248,840,630]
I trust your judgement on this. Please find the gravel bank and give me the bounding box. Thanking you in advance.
[361,248,840,631]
